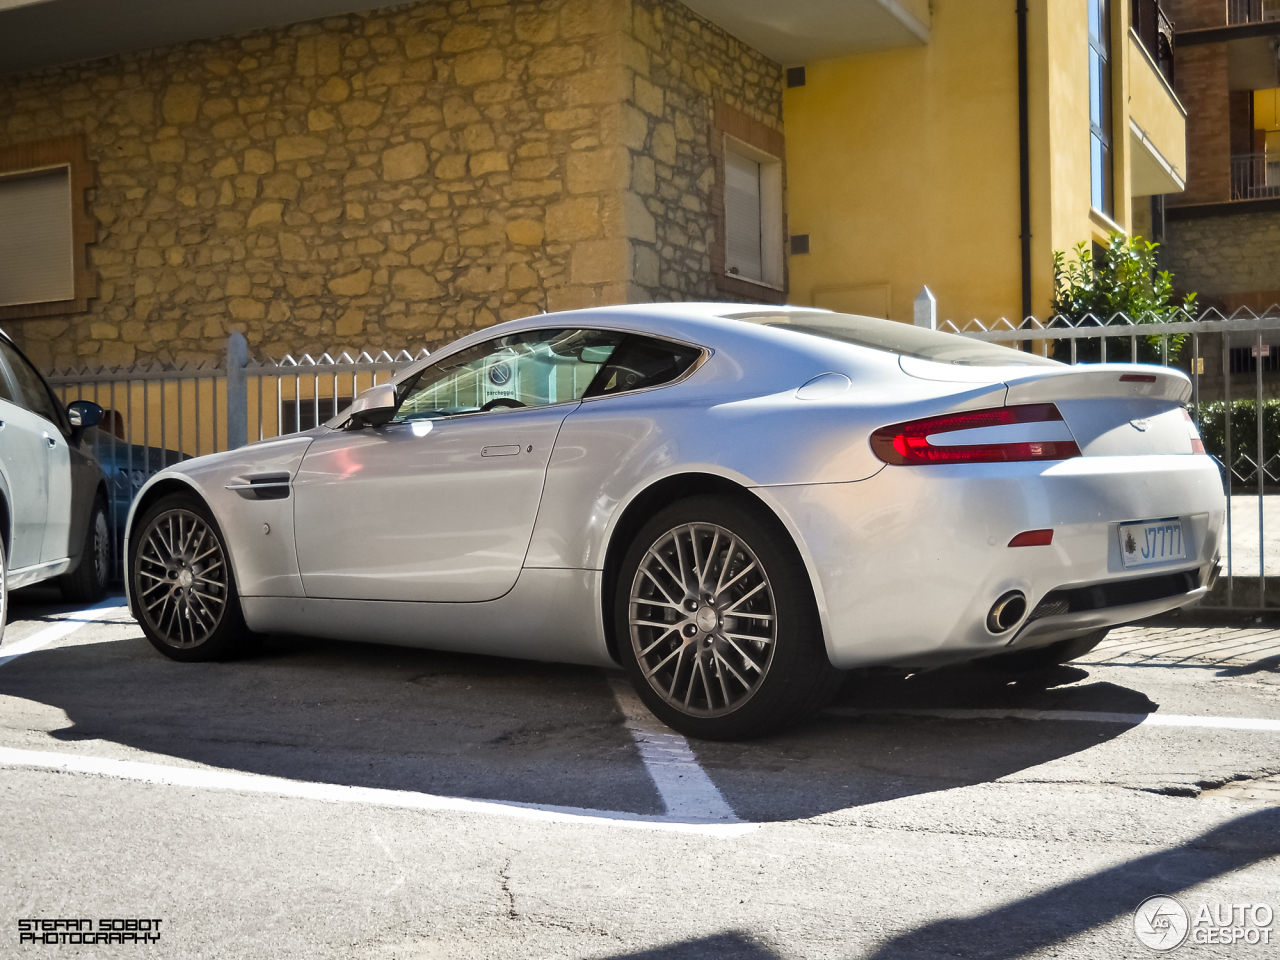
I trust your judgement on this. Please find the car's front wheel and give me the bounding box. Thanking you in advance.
[130,493,248,661]
[615,495,842,740]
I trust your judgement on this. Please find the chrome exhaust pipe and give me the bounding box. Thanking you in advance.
[986,591,1027,634]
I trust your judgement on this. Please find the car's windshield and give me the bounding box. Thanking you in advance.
[724,310,1060,367]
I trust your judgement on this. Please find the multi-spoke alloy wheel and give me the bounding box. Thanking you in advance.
[630,522,777,718]
[135,508,230,649]
[617,496,843,740]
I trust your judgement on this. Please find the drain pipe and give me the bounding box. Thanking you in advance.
[1017,0,1033,342]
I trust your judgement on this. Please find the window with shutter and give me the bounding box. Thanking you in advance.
[725,151,763,283]
[713,106,785,299]
[0,136,96,321]
[0,167,74,308]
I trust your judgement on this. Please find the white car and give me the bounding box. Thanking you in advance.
[0,329,111,641]
[124,305,1224,739]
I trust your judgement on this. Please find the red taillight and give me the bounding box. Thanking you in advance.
[870,403,1081,465]
[1180,407,1206,454]
[1120,373,1157,383]
[1008,529,1054,547]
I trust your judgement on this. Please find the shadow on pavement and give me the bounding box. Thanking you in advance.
[688,664,1155,822]
[0,594,1161,823]
[859,806,1280,959]
[599,932,782,959]
[1218,655,1280,676]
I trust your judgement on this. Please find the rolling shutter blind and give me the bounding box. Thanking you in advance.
[724,150,763,283]
[0,167,74,307]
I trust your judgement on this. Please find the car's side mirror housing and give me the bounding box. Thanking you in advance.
[66,399,104,441]
[344,382,397,429]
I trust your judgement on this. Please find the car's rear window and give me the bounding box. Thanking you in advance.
[724,310,1060,367]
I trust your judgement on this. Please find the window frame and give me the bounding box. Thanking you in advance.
[388,328,710,424]
[722,135,785,291]
[1088,0,1114,217]
[0,136,96,323]
[711,102,788,305]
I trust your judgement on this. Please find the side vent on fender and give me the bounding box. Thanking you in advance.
[225,473,292,501]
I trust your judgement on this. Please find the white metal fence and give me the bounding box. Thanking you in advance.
[45,333,427,579]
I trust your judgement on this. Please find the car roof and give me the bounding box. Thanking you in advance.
[399,302,860,375]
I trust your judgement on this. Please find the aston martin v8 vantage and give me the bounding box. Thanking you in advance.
[124,304,1224,739]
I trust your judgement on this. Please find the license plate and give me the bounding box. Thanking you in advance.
[1119,518,1186,568]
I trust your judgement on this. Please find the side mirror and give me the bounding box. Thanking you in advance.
[344,382,397,429]
[66,399,104,439]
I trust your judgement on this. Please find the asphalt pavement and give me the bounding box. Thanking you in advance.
[1,584,1278,959]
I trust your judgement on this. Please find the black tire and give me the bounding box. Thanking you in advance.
[59,497,110,603]
[976,628,1109,673]
[129,493,248,662]
[615,494,843,741]
[0,536,8,647]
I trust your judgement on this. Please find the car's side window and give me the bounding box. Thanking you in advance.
[0,339,62,426]
[584,335,703,398]
[395,328,625,421]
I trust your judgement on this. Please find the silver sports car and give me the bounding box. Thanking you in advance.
[125,304,1224,739]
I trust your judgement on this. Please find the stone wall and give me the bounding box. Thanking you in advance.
[1164,209,1280,308]
[0,0,644,370]
[619,0,783,301]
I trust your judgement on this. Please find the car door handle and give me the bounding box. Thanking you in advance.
[44,433,56,447]
[481,445,520,457]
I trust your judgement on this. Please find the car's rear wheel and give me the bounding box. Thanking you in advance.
[615,495,842,740]
[59,498,110,603]
[976,629,1109,673]
[130,493,248,661]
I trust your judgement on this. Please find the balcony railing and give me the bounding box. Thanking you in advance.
[1231,152,1280,199]
[1228,0,1280,24]
[1132,0,1176,84]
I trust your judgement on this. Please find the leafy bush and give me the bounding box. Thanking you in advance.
[1194,399,1280,473]
[1050,233,1196,365]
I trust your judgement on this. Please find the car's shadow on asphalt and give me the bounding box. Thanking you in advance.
[1,593,1155,823]
[691,665,1154,821]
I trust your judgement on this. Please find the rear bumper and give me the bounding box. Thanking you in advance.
[757,454,1225,669]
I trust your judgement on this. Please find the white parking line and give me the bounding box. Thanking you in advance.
[826,706,1280,733]
[0,597,128,667]
[609,677,739,823]
[0,747,758,836]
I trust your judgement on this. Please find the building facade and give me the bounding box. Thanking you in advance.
[0,0,1189,370]
[1160,0,1280,314]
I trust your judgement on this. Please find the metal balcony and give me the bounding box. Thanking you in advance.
[1133,0,1176,85]
[1228,0,1280,24]
[1231,152,1280,199]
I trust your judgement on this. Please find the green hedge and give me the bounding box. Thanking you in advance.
[1194,400,1280,469]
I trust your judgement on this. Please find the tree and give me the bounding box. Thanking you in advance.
[1049,232,1197,364]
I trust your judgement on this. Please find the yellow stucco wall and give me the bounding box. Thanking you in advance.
[784,0,1022,326]
[785,0,1184,326]
[1126,35,1188,195]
